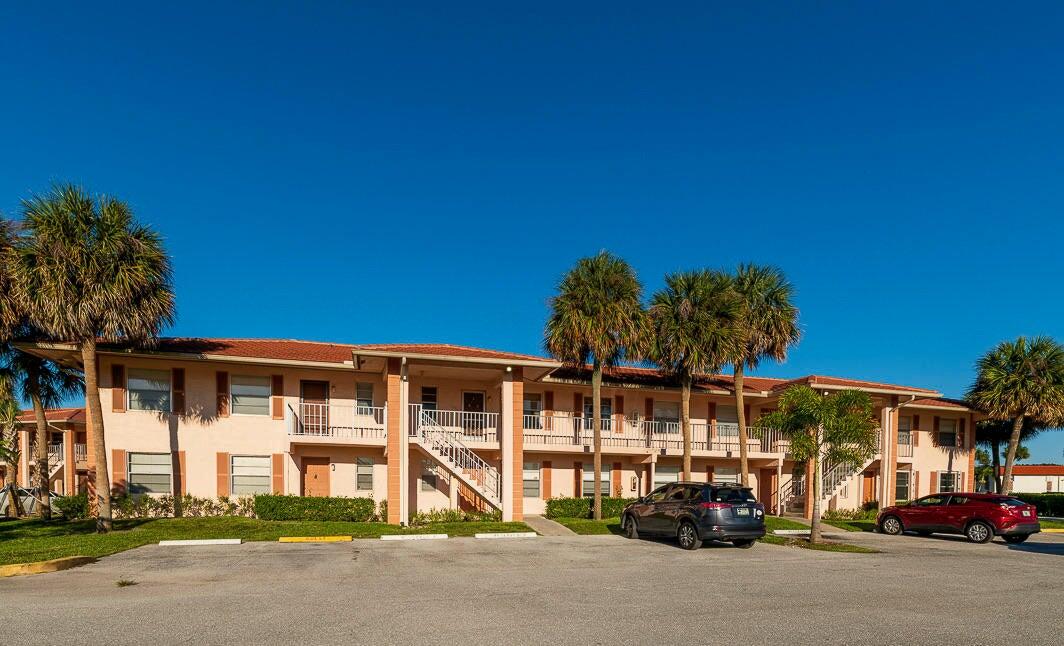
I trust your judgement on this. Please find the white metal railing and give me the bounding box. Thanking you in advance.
[417,408,501,506]
[522,414,647,448]
[897,432,913,457]
[414,408,499,443]
[289,402,387,440]
[47,443,64,466]
[75,443,87,461]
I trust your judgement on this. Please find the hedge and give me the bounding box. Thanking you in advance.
[1011,493,1064,517]
[253,494,377,522]
[545,496,637,519]
[54,493,89,519]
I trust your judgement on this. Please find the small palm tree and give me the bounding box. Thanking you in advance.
[760,386,877,543]
[545,252,644,521]
[0,395,22,517]
[968,336,1064,493]
[728,264,800,487]
[646,270,740,479]
[12,184,175,532]
[0,343,83,519]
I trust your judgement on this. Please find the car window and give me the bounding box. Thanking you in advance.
[647,485,670,503]
[666,486,689,501]
[947,496,969,506]
[997,497,1027,507]
[710,487,757,503]
[914,495,947,506]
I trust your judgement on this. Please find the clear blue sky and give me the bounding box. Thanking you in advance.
[2,3,1063,461]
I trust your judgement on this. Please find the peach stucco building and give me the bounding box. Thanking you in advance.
[17,338,979,523]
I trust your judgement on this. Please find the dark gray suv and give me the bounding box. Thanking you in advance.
[622,482,766,549]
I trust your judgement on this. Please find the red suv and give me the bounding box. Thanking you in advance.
[877,493,1040,544]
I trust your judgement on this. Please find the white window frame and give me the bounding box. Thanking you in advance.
[355,457,374,492]
[654,465,680,489]
[421,462,438,492]
[127,368,172,412]
[938,419,958,447]
[895,470,911,501]
[581,464,611,497]
[356,383,375,411]
[939,471,960,493]
[230,454,272,495]
[420,386,438,411]
[127,452,172,494]
[230,375,272,416]
[523,461,540,498]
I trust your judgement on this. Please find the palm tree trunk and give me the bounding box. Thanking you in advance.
[681,373,692,480]
[1002,415,1024,494]
[591,361,603,522]
[991,440,1002,493]
[734,365,750,487]
[32,390,51,520]
[809,425,823,544]
[4,448,20,518]
[82,339,112,532]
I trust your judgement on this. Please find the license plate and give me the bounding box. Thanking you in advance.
[1022,510,1031,517]
[736,507,751,517]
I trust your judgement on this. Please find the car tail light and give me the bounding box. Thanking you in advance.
[700,502,731,510]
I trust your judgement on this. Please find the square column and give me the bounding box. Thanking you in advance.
[17,429,31,487]
[877,398,898,507]
[500,367,524,522]
[63,430,76,495]
[385,357,409,524]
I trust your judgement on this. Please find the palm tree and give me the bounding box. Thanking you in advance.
[967,336,1064,494]
[975,418,1044,492]
[646,271,741,480]
[760,386,877,543]
[0,344,83,519]
[728,264,800,488]
[12,184,175,531]
[545,252,644,521]
[0,395,22,517]
[0,218,20,341]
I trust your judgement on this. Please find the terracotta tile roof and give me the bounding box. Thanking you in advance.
[17,407,86,424]
[998,465,1064,476]
[351,343,552,362]
[769,375,938,395]
[908,397,971,410]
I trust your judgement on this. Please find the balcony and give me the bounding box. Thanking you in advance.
[897,432,913,458]
[409,406,499,444]
[287,402,387,443]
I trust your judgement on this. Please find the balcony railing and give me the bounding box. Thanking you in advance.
[288,402,387,440]
[411,407,499,443]
[897,432,913,457]
[74,443,88,462]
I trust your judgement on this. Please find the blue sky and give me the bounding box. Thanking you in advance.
[2,3,1063,461]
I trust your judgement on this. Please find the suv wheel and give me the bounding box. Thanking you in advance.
[1003,534,1029,544]
[623,515,639,540]
[965,521,993,544]
[677,521,702,550]
[732,539,755,549]
[879,515,904,535]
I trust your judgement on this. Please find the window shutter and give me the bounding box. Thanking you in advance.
[614,395,625,434]
[933,417,940,445]
[958,419,966,448]
[271,375,284,420]
[111,448,127,495]
[217,371,230,418]
[171,368,186,415]
[542,460,552,500]
[644,397,654,419]
[912,414,920,431]
[707,465,714,482]
[743,404,751,422]
[544,390,554,413]
[913,430,919,447]
[175,450,187,496]
[574,461,582,496]
[111,365,126,413]
[708,402,717,422]
[913,471,919,497]
[573,393,583,415]
[271,453,284,494]
[612,462,622,496]
[930,471,938,494]
[217,452,230,497]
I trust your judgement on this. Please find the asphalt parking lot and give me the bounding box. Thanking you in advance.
[3,530,1063,645]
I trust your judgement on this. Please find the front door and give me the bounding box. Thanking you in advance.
[862,473,876,503]
[301,380,329,434]
[462,391,486,435]
[302,457,330,497]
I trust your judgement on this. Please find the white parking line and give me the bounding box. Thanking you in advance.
[380,534,448,541]
[158,539,243,546]
[474,532,538,539]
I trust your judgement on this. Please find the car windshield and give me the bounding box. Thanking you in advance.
[997,497,1028,507]
[709,487,756,503]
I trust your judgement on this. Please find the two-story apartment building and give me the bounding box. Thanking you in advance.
[18,338,979,523]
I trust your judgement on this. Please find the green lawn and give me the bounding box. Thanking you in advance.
[0,517,533,566]
[1040,519,1064,529]
[553,516,623,535]
[822,519,877,532]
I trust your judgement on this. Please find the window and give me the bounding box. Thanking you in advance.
[710,487,756,503]
[938,419,957,447]
[523,394,542,429]
[231,455,271,495]
[581,464,611,497]
[653,401,680,433]
[895,470,910,502]
[421,387,437,411]
[127,452,171,494]
[421,463,437,492]
[939,471,960,493]
[582,398,612,429]
[128,369,171,412]
[898,416,912,447]
[647,485,670,502]
[667,485,698,501]
[356,457,374,491]
[356,383,374,411]
[231,375,271,415]
[913,495,946,507]
[946,496,969,506]
[714,467,739,484]
[654,465,679,489]
[523,462,540,497]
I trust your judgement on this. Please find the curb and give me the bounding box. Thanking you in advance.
[773,529,811,535]
[380,533,448,541]
[0,556,97,578]
[278,536,353,543]
[474,532,537,539]
[159,539,243,546]
[1043,528,1064,534]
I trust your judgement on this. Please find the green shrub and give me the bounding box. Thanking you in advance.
[253,494,377,522]
[109,494,256,519]
[54,493,89,519]
[1012,493,1064,517]
[545,496,636,519]
[823,507,878,521]
[408,507,501,526]
[376,499,388,522]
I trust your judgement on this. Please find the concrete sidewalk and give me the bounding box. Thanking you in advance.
[522,514,575,536]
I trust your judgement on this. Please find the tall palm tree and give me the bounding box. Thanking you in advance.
[728,264,800,487]
[0,394,22,517]
[975,418,1044,493]
[967,336,1064,494]
[545,252,644,521]
[646,271,741,480]
[12,184,174,532]
[0,218,20,341]
[0,344,83,519]
[760,386,877,543]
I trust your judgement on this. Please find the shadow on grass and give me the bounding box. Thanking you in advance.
[0,517,154,540]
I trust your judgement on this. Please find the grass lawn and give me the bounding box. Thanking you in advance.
[553,517,623,535]
[821,519,877,533]
[1040,519,1064,529]
[0,517,532,566]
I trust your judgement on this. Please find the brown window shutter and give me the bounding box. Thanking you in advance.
[175,450,186,496]
[574,461,582,496]
[932,416,940,445]
[743,404,751,422]
[217,452,230,497]
[615,395,624,415]
[913,471,919,497]
[171,368,186,415]
[913,430,919,447]
[707,466,715,483]
[111,365,126,413]
[217,371,230,417]
[271,375,284,419]
[573,392,583,414]
[958,418,966,448]
[930,470,938,494]
[644,397,654,419]
[544,390,554,412]
[912,414,920,431]
[111,448,127,495]
[271,453,284,494]
[612,462,622,496]
[708,402,717,421]
[542,460,552,500]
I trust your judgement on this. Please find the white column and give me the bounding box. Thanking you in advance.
[878,407,893,506]
[500,375,515,522]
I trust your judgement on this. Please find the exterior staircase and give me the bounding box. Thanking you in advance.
[780,452,879,515]
[414,408,502,510]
